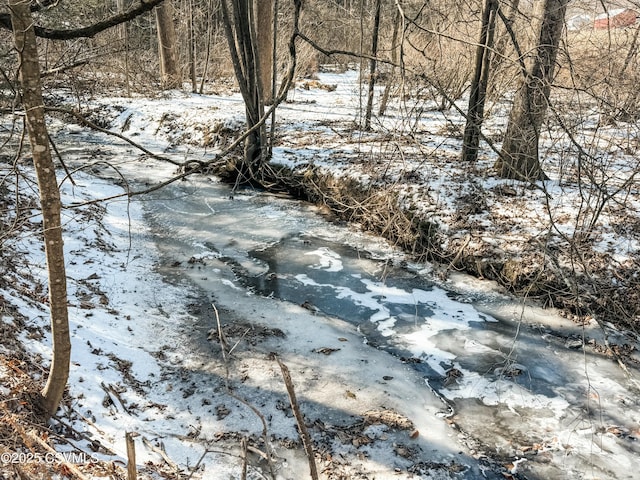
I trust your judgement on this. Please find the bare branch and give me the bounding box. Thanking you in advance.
[0,0,165,40]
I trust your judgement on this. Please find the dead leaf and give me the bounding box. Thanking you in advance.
[363,409,414,430]
[313,347,340,355]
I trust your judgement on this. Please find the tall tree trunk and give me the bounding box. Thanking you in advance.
[187,0,197,93]
[155,0,181,89]
[9,0,70,419]
[199,0,216,94]
[220,0,267,181]
[378,6,400,117]
[462,0,497,162]
[116,0,131,97]
[496,0,568,181]
[364,0,382,131]
[255,0,274,104]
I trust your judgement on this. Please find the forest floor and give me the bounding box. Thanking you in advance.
[1,67,640,479]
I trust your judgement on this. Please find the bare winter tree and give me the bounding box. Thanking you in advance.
[461,0,497,162]
[364,0,382,130]
[155,0,181,89]
[8,0,70,419]
[495,0,569,181]
[255,0,274,104]
[220,0,268,182]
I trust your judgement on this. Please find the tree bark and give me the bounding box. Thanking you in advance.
[9,0,70,419]
[155,0,181,89]
[378,6,400,117]
[220,0,267,180]
[462,0,497,163]
[496,0,568,181]
[255,0,274,104]
[187,0,197,93]
[364,0,382,131]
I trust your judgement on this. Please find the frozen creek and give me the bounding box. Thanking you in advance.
[48,122,640,479]
[141,174,640,479]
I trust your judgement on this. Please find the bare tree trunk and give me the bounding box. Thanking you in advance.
[378,6,400,117]
[496,0,568,181]
[255,0,274,104]
[462,0,497,162]
[155,0,181,89]
[220,0,266,180]
[489,0,519,83]
[364,0,382,130]
[199,0,216,94]
[268,0,279,157]
[187,0,197,93]
[9,0,70,419]
[116,0,131,96]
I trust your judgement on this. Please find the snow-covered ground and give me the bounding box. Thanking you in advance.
[1,68,640,479]
[1,159,495,479]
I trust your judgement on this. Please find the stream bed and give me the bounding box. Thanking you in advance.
[50,119,640,479]
[141,176,640,479]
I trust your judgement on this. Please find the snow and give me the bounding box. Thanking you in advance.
[2,167,485,478]
[1,67,640,479]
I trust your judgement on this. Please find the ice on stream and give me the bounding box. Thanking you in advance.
[137,177,640,479]
[31,124,640,478]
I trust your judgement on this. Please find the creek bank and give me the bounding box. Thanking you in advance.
[209,157,639,336]
[55,70,638,333]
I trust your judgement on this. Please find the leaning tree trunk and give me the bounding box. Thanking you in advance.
[9,0,71,419]
[495,0,568,181]
[155,0,181,89]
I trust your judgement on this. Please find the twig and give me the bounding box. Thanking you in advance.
[228,327,252,355]
[240,437,248,480]
[51,413,114,454]
[445,233,471,273]
[211,304,275,477]
[225,390,277,480]
[187,448,211,480]
[100,382,131,414]
[211,304,276,478]
[277,358,318,480]
[47,131,76,186]
[141,436,180,473]
[212,302,230,388]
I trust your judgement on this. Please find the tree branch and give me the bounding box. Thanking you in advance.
[0,0,165,40]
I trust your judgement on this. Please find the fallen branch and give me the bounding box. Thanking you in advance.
[141,436,180,473]
[212,302,230,388]
[26,429,90,480]
[277,358,318,480]
[100,382,131,414]
[45,106,182,166]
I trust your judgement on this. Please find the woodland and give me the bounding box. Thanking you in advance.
[1,0,640,479]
